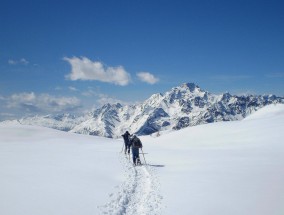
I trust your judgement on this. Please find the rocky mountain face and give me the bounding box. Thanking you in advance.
[13,83,284,138]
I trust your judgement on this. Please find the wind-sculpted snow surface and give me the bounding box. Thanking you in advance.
[8,82,283,138]
[99,155,163,215]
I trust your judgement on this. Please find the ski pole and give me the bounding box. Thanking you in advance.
[120,142,124,153]
[141,148,147,165]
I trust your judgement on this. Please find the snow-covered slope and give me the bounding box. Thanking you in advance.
[11,83,283,138]
[244,103,284,120]
[0,124,124,215]
[141,104,284,215]
[1,104,284,215]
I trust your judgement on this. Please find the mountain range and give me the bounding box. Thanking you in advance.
[6,83,284,138]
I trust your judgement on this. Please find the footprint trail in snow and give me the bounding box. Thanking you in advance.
[99,154,163,215]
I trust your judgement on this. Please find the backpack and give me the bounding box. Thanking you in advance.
[132,136,142,148]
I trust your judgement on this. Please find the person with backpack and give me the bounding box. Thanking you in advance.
[130,134,143,165]
[121,131,131,154]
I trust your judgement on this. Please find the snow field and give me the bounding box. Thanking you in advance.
[141,104,284,215]
[1,104,284,215]
[99,154,163,215]
[0,124,124,215]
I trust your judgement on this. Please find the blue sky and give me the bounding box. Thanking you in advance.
[0,0,284,120]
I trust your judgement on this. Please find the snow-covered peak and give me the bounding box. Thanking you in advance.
[142,93,164,108]
[91,103,122,116]
[180,82,202,92]
[5,82,283,138]
[147,93,164,101]
[100,103,122,111]
[167,82,204,96]
[219,92,233,102]
[160,83,208,108]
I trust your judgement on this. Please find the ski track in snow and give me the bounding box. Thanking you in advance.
[98,154,163,215]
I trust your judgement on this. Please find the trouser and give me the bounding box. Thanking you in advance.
[124,143,131,154]
[132,147,140,164]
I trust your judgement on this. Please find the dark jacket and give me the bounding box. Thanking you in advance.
[122,131,130,145]
[131,135,142,148]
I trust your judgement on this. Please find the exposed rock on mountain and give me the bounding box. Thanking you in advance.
[9,83,284,138]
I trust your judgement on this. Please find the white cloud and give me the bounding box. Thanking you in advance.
[137,72,159,84]
[6,92,81,113]
[0,113,15,117]
[97,93,125,106]
[20,58,29,65]
[64,56,131,86]
[82,89,97,97]
[8,58,29,65]
[68,86,79,92]
[8,60,17,65]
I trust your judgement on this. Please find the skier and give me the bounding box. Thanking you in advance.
[121,131,131,154]
[130,134,143,165]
